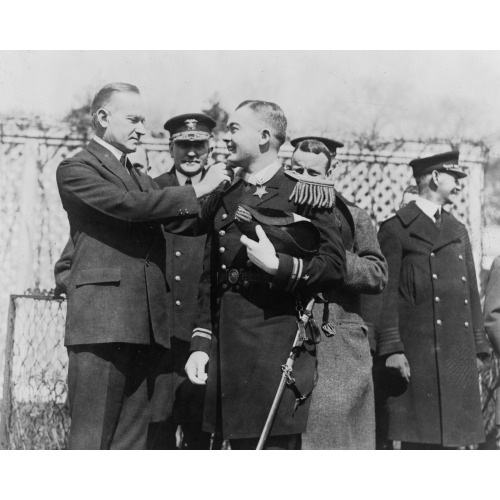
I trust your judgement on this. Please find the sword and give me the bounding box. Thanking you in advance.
[256,296,317,450]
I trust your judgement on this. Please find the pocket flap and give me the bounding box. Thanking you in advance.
[76,268,121,286]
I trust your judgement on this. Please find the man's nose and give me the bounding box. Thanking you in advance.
[136,121,146,136]
[222,131,231,143]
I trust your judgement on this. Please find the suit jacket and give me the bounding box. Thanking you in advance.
[56,139,200,348]
[191,166,346,439]
[376,201,488,446]
[484,255,500,356]
[154,169,207,343]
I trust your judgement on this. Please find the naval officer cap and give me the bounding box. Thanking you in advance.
[291,136,344,154]
[409,150,467,179]
[164,113,216,142]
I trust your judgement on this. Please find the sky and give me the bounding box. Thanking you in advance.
[1,51,500,156]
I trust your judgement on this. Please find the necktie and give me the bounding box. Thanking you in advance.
[434,209,442,228]
[185,178,192,185]
[120,153,140,188]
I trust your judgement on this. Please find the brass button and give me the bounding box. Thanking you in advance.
[175,276,181,282]
[462,276,467,282]
[243,281,250,288]
[459,254,463,260]
[435,297,440,303]
[175,300,181,306]
[219,230,225,237]
[247,260,253,268]
[222,214,228,220]
[464,299,468,305]
[175,251,181,257]
[436,319,442,326]
[219,247,225,254]
[430,252,435,258]
[464,322,469,327]
[432,274,438,280]
[221,264,227,270]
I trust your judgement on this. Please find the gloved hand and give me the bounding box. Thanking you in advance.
[240,225,279,275]
[386,353,411,383]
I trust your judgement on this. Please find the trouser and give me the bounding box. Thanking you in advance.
[229,433,302,450]
[147,338,211,450]
[67,342,173,450]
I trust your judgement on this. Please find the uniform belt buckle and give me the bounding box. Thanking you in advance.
[227,269,240,285]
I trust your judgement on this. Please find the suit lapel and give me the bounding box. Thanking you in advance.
[86,140,139,191]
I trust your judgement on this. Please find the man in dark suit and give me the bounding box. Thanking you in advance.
[185,100,347,450]
[375,150,489,449]
[56,82,231,449]
[150,113,216,449]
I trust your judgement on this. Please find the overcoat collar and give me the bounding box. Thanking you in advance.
[86,139,141,191]
[396,202,461,249]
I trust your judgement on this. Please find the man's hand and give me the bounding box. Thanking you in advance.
[193,162,232,199]
[386,353,411,382]
[185,351,209,385]
[240,225,279,275]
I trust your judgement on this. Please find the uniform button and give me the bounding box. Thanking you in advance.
[185,209,189,214]
[221,264,227,270]
[175,275,181,282]
[219,247,225,254]
[459,254,463,260]
[436,319,442,326]
[222,214,228,220]
[247,260,253,268]
[175,300,181,306]
[464,322,469,327]
[462,276,467,282]
[464,299,469,305]
[243,281,250,288]
[435,297,440,303]
[219,230,225,237]
[432,274,438,280]
[430,252,435,258]
[175,251,181,257]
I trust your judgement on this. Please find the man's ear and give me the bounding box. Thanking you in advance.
[259,128,271,146]
[96,108,110,129]
[169,142,174,158]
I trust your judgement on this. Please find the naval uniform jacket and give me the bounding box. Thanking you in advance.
[191,166,346,440]
[155,169,207,343]
[376,201,488,446]
[56,139,200,349]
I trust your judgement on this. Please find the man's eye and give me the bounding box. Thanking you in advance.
[293,167,304,174]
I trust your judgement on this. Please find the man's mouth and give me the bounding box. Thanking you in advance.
[226,144,236,153]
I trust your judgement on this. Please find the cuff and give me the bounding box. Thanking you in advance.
[191,328,212,354]
[272,253,304,292]
[377,328,404,357]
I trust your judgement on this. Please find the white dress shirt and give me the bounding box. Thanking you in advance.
[415,196,441,223]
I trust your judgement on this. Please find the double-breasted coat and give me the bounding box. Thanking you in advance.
[377,201,488,446]
[191,166,346,440]
[304,197,388,449]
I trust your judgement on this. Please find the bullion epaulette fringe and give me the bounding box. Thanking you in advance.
[285,170,336,209]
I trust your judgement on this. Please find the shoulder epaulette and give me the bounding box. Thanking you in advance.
[284,170,336,209]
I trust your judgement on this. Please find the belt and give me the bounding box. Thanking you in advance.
[217,268,271,287]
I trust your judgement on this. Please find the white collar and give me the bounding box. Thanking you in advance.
[174,168,202,186]
[415,196,441,222]
[93,135,126,163]
[236,159,282,186]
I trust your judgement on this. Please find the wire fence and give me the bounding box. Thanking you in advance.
[1,293,68,449]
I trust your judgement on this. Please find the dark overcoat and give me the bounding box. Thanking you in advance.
[191,167,346,440]
[155,169,207,343]
[304,199,388,449]
[377,202,488,446]
[56,139,200,348]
